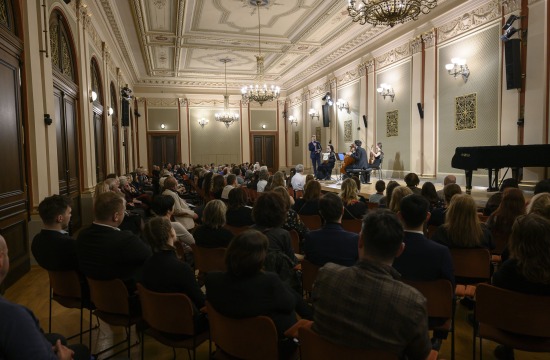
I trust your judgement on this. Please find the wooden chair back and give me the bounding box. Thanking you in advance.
[426,225,439,239]
[301,259,320,295]
[451,248,491,281]
[191,244,227,273]
[367,202,379,210]
[206,301,279,360]
[490,230,509,255]
[299,214,323,230]
[475,284,550,355]
[341,218,362,233]
[294,190,304,199]
[288,229,300,254]
[403,279,454,319]
[48,270,82,300]
[136,284,194,335]
[87,278,130,316]
[298,326,399,360]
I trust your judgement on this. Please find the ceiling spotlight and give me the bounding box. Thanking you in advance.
[503,14,519,31]
[108,107,114,116]
[500,26,520,42]
[90,90,97,102]
[322,92,331,101]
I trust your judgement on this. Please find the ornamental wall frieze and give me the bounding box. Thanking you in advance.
[185,98,241,108]
[145,98,180,107]
[337,69,360,87]
[289,94,303,107]
[376,42,411,70]
[501,0,520,13]
[422,29,437,48]
[309,83,330,99]
[358,59,375,75]
[437,0,500,43]
[411,36,423,54]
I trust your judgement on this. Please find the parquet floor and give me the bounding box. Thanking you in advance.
[4,266,549,359]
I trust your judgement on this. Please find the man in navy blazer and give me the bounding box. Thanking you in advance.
[392,194,454,350]
[304,193,358,267]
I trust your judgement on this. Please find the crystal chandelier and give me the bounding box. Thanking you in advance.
[347,0,438,27]
[241,0,280,106]
[215,58,239,128]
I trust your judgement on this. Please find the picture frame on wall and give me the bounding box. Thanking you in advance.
[295,131,299,147]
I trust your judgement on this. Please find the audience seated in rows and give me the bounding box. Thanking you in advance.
[404,172,422,195]
[421,181,444,211]
[221,174,236,200]
[379,180,399,207]
[368,180,386,204]
[194,200,233,248]
[256,169,269,193]
[311,210,432,359]
[491,213,550,360]
[162,176,197,230]
[351,176,369,203]
[428,183,462,227]
[534,178,550,195]
[304,193,358,267]
[211,174,226,200]
[294,180,321,215]
[388,186,413,213]
[436,175,456,202]
[290,164,306,191]
[339,178,368,220]
[483,178,518,216]
[526,192,550,219]
[271,186,308,241]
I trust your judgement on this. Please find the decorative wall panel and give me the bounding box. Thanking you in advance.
[455,93,477,130]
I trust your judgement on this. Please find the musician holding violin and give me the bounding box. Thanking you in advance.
[316,145,336,180]
[309,135,322,175]
[369,142,383,167]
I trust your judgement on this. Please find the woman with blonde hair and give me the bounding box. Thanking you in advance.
[388,186,413,213]
[193,199,234,248]
[432,193,493,249]
[271,171,286,189]
[527,192,550,219]
[340,178,367,220]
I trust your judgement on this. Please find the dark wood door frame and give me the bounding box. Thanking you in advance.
[250,132,278,173]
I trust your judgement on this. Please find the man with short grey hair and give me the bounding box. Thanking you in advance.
[437,175,457,201]
[291,164,306,190]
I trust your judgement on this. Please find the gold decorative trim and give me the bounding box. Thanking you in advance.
[437,0,500,43]
[146,98,180,107]
[455,93,477,131]
[422,29,437,48]
[411,36,423,54]
[386,110,398,137]
[376,43,412,70]
[337,69,360,88]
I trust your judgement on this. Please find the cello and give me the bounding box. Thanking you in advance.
[340,144,356,174]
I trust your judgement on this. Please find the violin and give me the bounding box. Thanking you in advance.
[340,144,356,174]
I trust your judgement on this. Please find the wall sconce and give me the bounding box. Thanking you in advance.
[89,90,97,102]
[261,124,267,129]
[160,123,166,129]
[336,99,350,112]
[308,108,319,121]
[198,118,208,128]
[288,115,298,126]
[377,83,395,102]
[445,58,470,82]
[108,107,114,116]
[500,27,522,42]
[322,92,333,106]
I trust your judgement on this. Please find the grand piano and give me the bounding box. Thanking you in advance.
[451,144,550,192]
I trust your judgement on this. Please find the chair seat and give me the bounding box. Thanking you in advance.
[143,327,209,349]
[94,310,141,327]
[479,323,550,352]
[455,284,477,298]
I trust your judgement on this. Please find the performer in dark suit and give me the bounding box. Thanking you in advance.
[345,140,370,183]
[304,193,358,267]
[316,145,336,180]
[76,192,152,292]
[308,135,322,175]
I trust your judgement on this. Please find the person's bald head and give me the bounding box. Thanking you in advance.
[0,235,9,284]
[443,175,456,186]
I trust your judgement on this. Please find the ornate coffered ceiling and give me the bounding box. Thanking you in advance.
[104,0,461,94]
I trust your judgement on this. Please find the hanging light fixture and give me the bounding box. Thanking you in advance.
[241,0,280,106]
[347,0,438,28]
[215,58,239,128]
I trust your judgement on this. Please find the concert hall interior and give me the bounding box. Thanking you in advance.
[1,0,549,359]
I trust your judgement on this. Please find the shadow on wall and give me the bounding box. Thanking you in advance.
[389,152,405,179]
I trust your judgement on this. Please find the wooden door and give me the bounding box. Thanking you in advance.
[0,39,28,289]
[54,85,81,232]
[252,134,277,172]
[148,134,179,170]
[123,127,130,174]
[112,118,120,175]
[93,111,106,182]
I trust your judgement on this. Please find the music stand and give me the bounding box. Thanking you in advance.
[335,153,345,181]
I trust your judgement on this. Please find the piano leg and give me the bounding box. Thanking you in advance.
[487,168,499,192]
[465,170,473,194]
[512,167,522,183]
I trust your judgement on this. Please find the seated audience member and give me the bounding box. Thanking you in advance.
[290,164,306,191]
[534,178,550,195]
[404,172,422,195]
[151,195,195,264]
[526,192,550,219]
[76,192,152,291]
[271,171,286,189]
[311,210,431,359]
[272,186,308,241]
[162,176,198,230]
[351,176,368,203]
[483,178,519,216]
[432,194,493,251]
[211,174,226,200]
[491,214,550,360]
[225,187,254,227]
[0,236,90,360]
[201,171,214,200]
[379,180,399,207]
[32,195,78,272]
[205,231,308,359]
[388,186,413,213]
[221,174,237,200]
[436,175,456,202]
[369,180,386,204]
[251,192,297,263]
[232,166,244,185]
[193,200,234,248]
[340,178,368,220]
[304,193,358,266]
[256,169,269,192]
[316,144,336,180]
[392,195,455,350]
[293,180,322,215]
[286,168,296,188]
[486,188,526,236]
[428,183,462,227]
[421,181,444,211]
[141,217,207,329]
